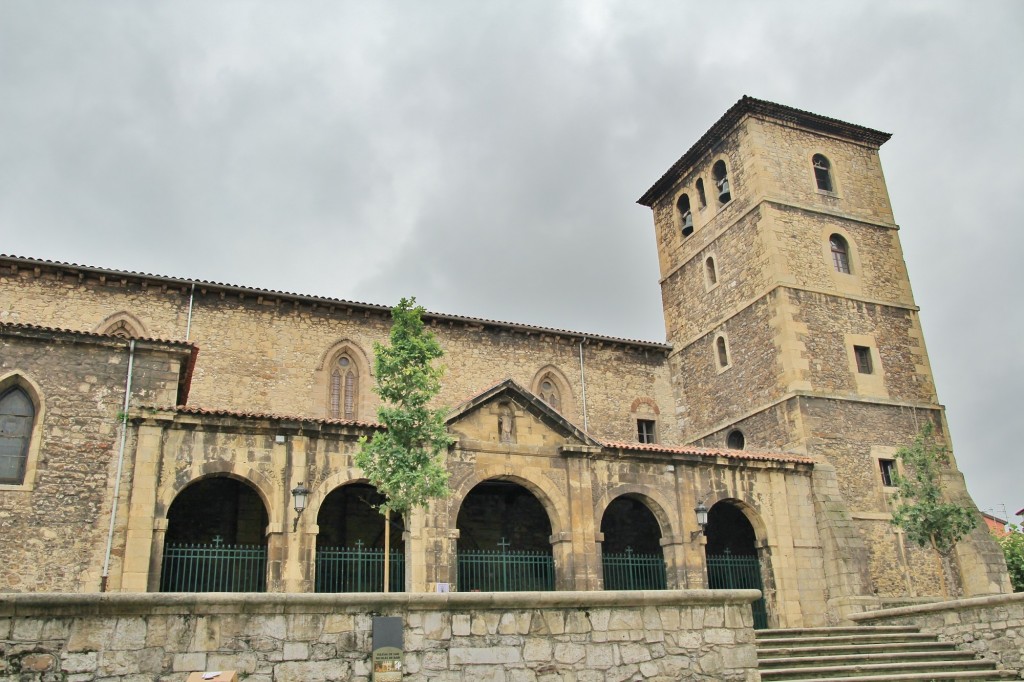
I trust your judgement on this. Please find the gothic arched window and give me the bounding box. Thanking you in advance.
[330,356,359,420]
[539,376,561,412]
[0,387,34,485]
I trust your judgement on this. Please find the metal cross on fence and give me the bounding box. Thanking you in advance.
[212,535,223,547]
[497,537,511,552]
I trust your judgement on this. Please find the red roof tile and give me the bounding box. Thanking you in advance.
[603,440,814,464]
[170,404,382,429]
[0,321,195,348]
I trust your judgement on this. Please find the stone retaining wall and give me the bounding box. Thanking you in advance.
[850,592,1024,677]
[0,590,762,682]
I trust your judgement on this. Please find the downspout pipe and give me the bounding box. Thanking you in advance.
[101,339,135,592]
[579,339,589,432]
[185,282,196,341]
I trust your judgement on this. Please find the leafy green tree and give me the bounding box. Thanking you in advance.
[995,526,1024,592]
[355,297,453,591]
[890,422,978,596]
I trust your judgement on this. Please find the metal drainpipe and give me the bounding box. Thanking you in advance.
[100,339,135,592]
[579,339,589,431]
[185,282,195,341]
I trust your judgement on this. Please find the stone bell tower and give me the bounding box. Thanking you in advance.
[637,97,1009,601]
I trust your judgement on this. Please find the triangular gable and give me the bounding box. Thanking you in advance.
[447,378,601,448]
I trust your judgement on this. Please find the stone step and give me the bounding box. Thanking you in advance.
[757,625,920,638]
[759,649,979,669]
[756,632,938,648]
[758,671,1018,682]
[757,641,959,659]
[760,658,1002,679]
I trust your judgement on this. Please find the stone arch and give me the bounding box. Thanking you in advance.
[530,365,575,417]
[306,468,372,531]
[629,397,660,416]
[313,339,373,420]
[157,464,279,529]
[448,467,568,541]
[0,372,45,489]
[594,485,677,542]
[96,311,148,338]
[705,496,769,547]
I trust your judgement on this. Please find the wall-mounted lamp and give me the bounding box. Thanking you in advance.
[291,482,310,532]
[691,499,709,540]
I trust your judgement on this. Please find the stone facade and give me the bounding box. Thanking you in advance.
[0,97,1011,629]
[0,591,762,682]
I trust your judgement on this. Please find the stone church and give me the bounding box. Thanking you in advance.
[0,97,1010,628]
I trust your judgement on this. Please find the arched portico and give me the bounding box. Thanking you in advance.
[599,494,667,590]
[314,482,404,592]
[455,478,556,591]
[159,476,269,592]
[705,498,771,628]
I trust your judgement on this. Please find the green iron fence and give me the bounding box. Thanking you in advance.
[457,549,555,592]
[160,542,267,592]
[315,543,405,593]
[602,548,667,590]
[707,549,769,629]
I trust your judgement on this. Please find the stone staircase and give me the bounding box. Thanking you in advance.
[756,626,1019,681]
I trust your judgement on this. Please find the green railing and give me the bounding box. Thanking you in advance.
[457,549,555,592]
[315,543,405,593]
[707,549,769,629]
[603,548,667,590]
[160,542,267,592]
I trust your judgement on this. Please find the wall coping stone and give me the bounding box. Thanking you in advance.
[849,591,1024,622]
[0,589,762,618]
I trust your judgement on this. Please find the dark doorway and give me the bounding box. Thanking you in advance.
[161,477,268,592]
[600,496,666,590]
[456,480,554,591]
[705,501,768,628]
[315,483,404,592]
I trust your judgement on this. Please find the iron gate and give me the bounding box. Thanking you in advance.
[707,549,769,629]
[315,543,405,593]
[602,548,667,590]
[160,542,267,592]
[457,549,554,591]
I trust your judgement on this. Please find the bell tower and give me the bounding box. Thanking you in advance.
[638,97,1009,599]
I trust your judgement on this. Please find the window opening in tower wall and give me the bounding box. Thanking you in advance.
[637,419,656,444]
[854,346,873,374]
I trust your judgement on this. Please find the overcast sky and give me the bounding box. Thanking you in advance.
[2,1,1022,520]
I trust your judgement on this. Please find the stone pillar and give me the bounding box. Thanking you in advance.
[146,518,167,592]
[564,454,601,590]
[660,535,686,589]
[550,532,575,590]
[119,421,164,592]
[280,435,309,593]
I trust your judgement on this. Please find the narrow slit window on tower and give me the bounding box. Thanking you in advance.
[879,458,896,487]
[712,160,731,204]
[696,178,707,208]
[705,256,718,286]
[812,154,833,192]
[677,193,693,237]
[853,345,873,374]
[716,335,730,369]
[830,234,851,274]
[637,419,656,444]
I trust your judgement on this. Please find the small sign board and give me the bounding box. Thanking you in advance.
[372,616,403,682]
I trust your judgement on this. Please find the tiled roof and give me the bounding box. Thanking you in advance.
[1,254,671,351]
[0,321,195,348]
[637,96,892,206]
[171,405,382,429]
[603,440,814,464]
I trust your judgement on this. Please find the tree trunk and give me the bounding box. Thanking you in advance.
[383,508,390,594]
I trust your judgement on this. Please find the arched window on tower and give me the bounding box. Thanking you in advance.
[676,193,693,238]
[705,256,718,287]
[0,386,34,485]
[713,160,731,204]
[330,355,359,420]
[812,154,833,192]
[715,335,730,369]
[830,234,851,274]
